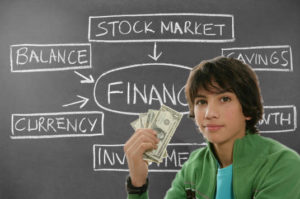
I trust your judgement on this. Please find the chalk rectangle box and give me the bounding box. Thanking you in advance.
[258,105,297,133]
[11,111,104,139]
[89,13,235,43]
[221,45,293,72]
[10,43,92,72]
[93,143,205,172]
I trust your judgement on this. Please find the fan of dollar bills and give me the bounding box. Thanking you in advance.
[130,105,183,164]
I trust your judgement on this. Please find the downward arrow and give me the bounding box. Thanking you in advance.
[148,42,162,61]
[74,71,95,84]
[62,95,89,109]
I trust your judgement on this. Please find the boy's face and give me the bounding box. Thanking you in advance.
[193,83,250,146]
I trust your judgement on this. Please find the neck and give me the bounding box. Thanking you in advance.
[213,142,234,168]
[212,130,247,168]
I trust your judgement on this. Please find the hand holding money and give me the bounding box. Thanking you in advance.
[130,105,183,163]
[124,128,158,187]
[124,105,182,187]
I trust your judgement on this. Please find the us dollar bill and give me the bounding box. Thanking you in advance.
[130,110,158,130]
[144,105,183,163]
[139,113,148,128]
[130,105,182,163]
[145,109,158,128]
[130,118,140,130]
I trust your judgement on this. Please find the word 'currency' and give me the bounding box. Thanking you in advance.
[130,105,183,163]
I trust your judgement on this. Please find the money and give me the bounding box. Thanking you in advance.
[130,105,183,163]
[130,109,158,131]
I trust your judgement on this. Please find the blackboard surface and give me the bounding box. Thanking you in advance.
[1,0,299,198]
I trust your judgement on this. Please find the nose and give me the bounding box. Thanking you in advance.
[205,103,219,119]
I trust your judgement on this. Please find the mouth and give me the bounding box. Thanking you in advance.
[203,124,224,131]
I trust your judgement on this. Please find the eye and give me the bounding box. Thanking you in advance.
[221,96,231,103]
[195,99,207,105]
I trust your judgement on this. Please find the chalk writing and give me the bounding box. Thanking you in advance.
[93,143,205,172]
[106,82,186,105]
[93,63,191,115]
[11,111,104,139]
[89,13,234,42]
[10,44,91,72]
[258,106,297,133]
[222,45,293,71]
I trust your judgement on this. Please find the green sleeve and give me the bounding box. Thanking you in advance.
[163,164,187,199]
[254,153,300,198]
[127,191,148,199]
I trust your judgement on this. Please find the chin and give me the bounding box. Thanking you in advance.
[203,134,226,145]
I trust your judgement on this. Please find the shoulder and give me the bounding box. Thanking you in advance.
[173,145,215,183]
[234,134,300,169]
[187,145,209,162]
[246,134,300,179]
[253,134,300,162]
[180,145,213,170]
[249,135,300,196]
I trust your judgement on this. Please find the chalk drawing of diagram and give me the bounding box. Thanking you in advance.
[9,13,296,142]
[88,13,236,115]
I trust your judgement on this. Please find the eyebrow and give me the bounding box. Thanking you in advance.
[195,90,232,98]
[194,94,207,98]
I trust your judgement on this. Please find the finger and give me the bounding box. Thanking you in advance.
[137,128,159,143]
[126,133,158,156]
[136,142,157,155]
[125,129,158,151]
[126,141,156,161]
[132,129,156,140]
[126,131,159,157]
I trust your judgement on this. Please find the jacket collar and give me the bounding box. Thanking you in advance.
[206,130,261,168]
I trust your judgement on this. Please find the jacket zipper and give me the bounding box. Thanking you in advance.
[232,140,239,199]
[211,154,218,199]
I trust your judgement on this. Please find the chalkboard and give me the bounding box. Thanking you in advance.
[0,0,299,198]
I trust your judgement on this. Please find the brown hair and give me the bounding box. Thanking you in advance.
[185,56,263,134]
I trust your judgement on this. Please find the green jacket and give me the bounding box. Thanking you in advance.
[128,134,300,199]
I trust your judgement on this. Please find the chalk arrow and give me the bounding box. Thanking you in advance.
[74,71,95,84]
[148,42,162,61]
[62,95,89,109]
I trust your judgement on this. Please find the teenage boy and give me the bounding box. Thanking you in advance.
[124,57,300,199]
